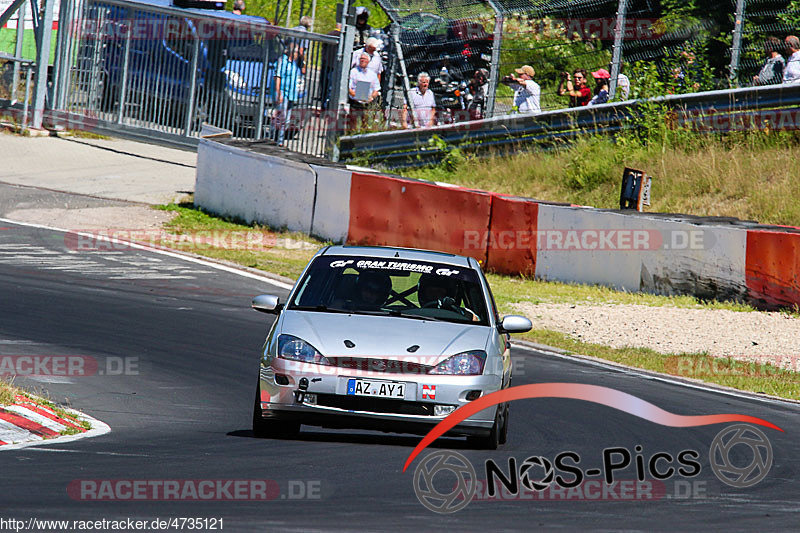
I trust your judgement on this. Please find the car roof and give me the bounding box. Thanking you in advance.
[124,0,269,24]
[321,245,474,268]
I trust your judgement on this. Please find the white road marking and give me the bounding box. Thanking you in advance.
[0,217,293,290]
[0,419,43,444]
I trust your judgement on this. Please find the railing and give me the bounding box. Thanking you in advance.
[337,83,800,168]
[2,0,340,156]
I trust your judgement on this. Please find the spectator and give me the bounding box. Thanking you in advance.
[401,72,436,129]
[348,52,380,129]
[588,68,610,105]
[783,35,800,84]
[291,15,313,67]
[753,37,785,86]
[232,0,245,15]
[271,44,303,147]
[354,6,372,49]
[502,65,540,114]
[467,68,489,120]
[615,61,630,99]
[558,68,591,107]
[321,23,342,110]
[351,37,384,83]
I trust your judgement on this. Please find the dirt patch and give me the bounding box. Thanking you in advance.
[4,206,177,230]
[514,302,800,370]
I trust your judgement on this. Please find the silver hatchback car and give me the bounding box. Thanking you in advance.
[251,245,532,448]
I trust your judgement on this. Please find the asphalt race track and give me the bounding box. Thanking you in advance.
[0,217,798,531]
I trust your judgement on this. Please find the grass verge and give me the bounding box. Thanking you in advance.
[151,203,799,401]
[403,133,800,228]
[1,379,91,438]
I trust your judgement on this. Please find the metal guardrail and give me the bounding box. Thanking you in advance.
[338,84,800,168]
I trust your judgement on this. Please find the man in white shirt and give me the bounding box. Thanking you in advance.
[503,65,541,114]
[348,53,380,130]
[351,37,384,83]
[783,35,800,84]
[401,72,436,128]
[349,53,380,105]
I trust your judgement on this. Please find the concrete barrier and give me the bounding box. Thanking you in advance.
[347,172,493,263]
[535,206,748,300]
[195,138,800,310]
[309,164,352,243]
[195,139,316,233]
[485,196,539,276]
[746,229,800,309]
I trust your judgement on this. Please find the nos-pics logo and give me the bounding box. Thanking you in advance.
[412,424,773,514]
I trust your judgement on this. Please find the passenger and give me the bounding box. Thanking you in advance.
[354,271,392,309]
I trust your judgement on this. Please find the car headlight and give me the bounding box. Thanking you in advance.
[277,334,331,365]
[428,350,486,375]
[224,69,247,90]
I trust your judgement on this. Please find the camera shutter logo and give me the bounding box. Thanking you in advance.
[413,450,476,513]
[519,456,555,491]
[710,424,773,488]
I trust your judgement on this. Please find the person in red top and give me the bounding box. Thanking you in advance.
[558,68,592,107]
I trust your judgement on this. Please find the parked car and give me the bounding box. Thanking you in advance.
[84,0,284,136]
[251,245,532,449]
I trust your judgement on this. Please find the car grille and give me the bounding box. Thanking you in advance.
[315,394,434,416]
[326,357,433,375]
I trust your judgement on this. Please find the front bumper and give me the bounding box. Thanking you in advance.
[257,359,502,436]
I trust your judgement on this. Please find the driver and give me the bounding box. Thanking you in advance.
[417,273,458,308]
[418,274,479,321]
[354,271,392,309]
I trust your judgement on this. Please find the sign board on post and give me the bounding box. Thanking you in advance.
[620,167,652,212]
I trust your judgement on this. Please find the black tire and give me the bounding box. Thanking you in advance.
[252,383,300,439]
[467,406,501,450]
[499,403,509,445]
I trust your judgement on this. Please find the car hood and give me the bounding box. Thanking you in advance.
[279,311,491,365]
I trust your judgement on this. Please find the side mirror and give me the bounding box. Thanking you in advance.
[498,315,532,334]
[252,294,282,314]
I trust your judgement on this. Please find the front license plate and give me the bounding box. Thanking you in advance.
[347,378,405,399]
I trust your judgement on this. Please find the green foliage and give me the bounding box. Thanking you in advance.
[427,134,466,171]
[242,0,389,34]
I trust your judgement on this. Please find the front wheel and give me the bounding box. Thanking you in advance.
[467,404,506,450]
[252,383,300,439]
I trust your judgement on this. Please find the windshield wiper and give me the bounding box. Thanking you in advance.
[290,305,352,314]
[385,309,447,322]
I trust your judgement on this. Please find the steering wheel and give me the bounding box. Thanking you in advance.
[423,297,470,317]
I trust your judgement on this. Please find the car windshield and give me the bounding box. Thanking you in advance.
[287,255,490,325]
